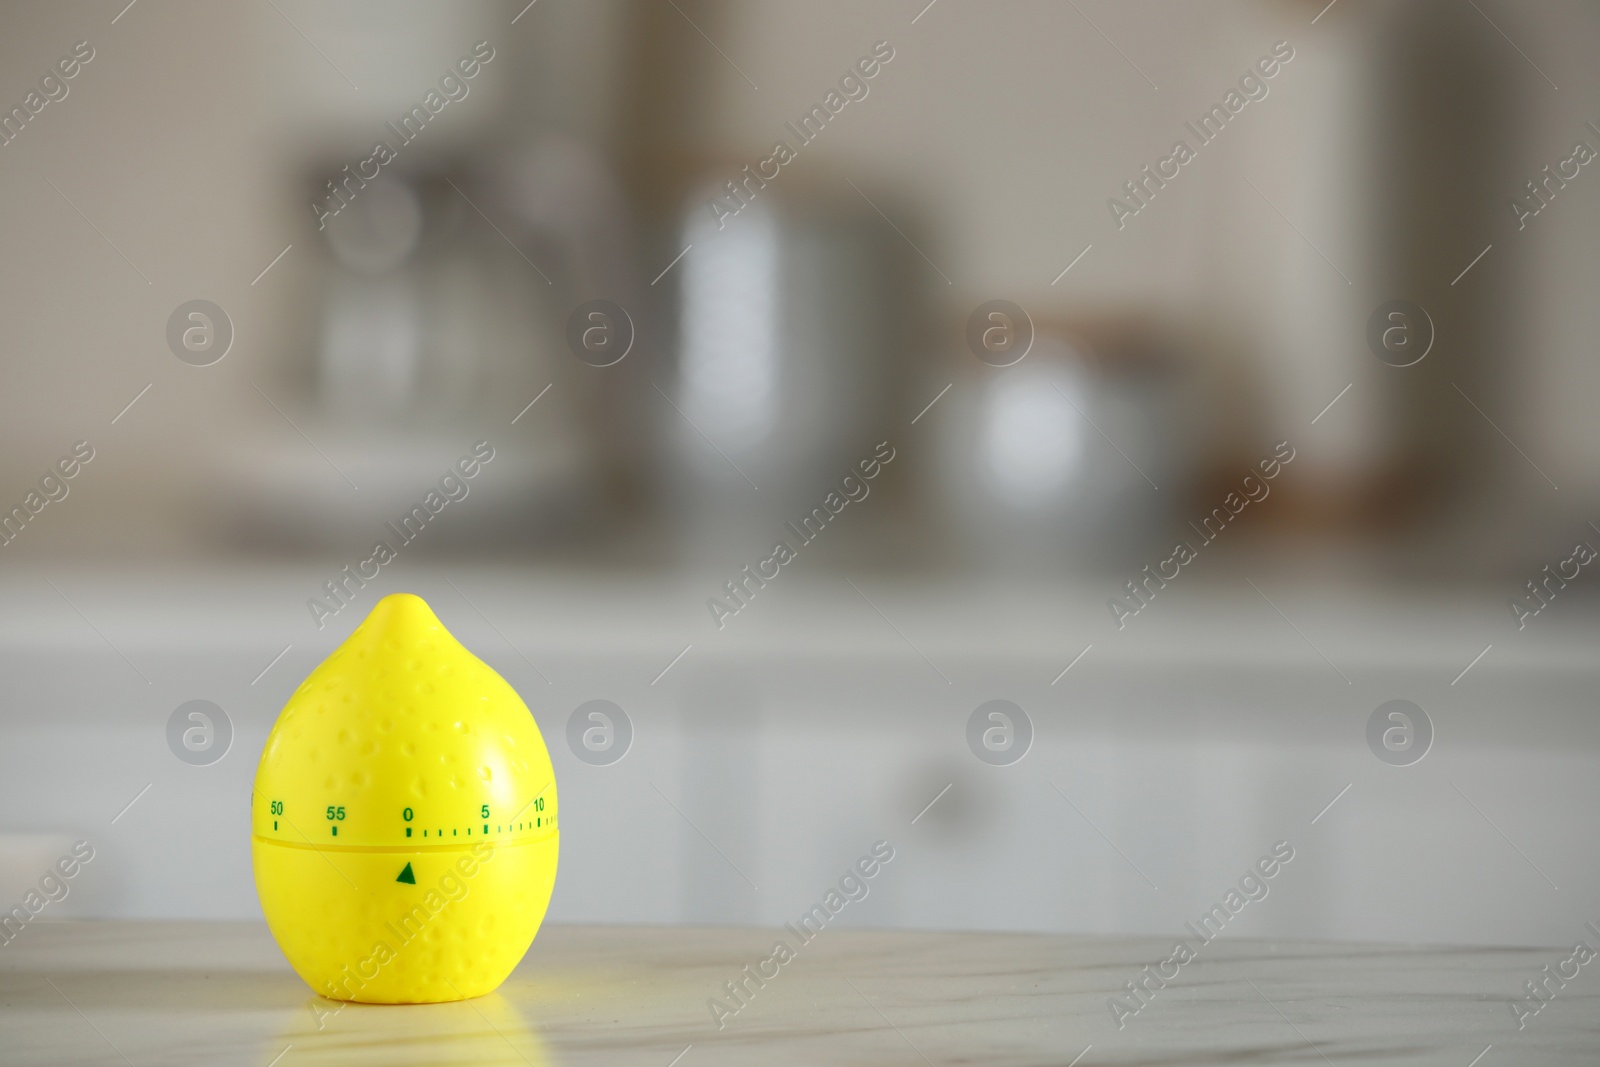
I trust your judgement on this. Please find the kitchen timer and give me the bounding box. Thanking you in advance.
[251,593,559,1003]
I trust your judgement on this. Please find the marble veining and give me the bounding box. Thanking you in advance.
[0,922,1594,1065]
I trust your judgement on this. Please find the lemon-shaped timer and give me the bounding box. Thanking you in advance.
[251,593,558,1003]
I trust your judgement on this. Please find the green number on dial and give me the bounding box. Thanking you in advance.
[403,807,413,821]
[270,800,283,815]
[480,804,490,818]
[326,806,345,820]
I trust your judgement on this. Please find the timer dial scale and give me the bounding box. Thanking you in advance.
[251,593,559,1003]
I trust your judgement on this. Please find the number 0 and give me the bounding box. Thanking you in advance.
[403,807,413,821]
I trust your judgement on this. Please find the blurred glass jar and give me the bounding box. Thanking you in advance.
[932,322,1191,570]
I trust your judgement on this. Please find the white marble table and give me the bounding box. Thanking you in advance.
[0,921,1592,1065]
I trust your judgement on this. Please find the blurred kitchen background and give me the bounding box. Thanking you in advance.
[1,0,1598,948]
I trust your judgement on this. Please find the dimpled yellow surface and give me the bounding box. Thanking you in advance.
[251,593,559,1004]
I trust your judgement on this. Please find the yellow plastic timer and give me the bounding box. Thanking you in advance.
[251,593,558,1004]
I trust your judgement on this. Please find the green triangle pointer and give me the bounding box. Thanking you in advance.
[396,862,416,884]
